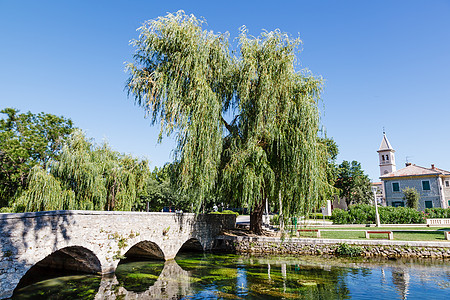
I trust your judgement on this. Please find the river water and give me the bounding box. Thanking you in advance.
[12,253,450,299]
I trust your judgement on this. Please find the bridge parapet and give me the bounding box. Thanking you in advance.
[0,210,235,299]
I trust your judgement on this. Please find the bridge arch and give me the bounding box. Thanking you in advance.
[13,246,101,293]
[122,240,165,261]
[176,237,204,255]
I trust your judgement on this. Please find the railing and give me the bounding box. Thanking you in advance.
[426,218,450,225]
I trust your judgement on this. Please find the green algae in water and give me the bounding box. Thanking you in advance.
[115,260,164,292]
[12,275,101,300]
[12,253,450,299]
[174,257,210,271]
[208,267,238,278]
[297,280,318,287]
[173,253,352,299]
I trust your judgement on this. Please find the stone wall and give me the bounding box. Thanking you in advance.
[214,236,450,259]
[384,177,442,209]
[0,210,235,299]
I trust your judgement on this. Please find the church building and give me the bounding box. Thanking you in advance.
[378,133,450,210]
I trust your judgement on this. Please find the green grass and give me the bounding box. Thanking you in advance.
[292,226,450,241]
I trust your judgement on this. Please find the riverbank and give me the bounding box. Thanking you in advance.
[14,252,450,299]
[214,234,450,259]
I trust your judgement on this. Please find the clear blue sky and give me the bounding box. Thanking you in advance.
[1,0,449,181]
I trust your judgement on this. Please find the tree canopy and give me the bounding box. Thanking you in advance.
[12,130,150,212]
[0,108,73,208]
[134,163,190,212]
[127,11,332,233]
[402,187,420,209]
[334,160,372,206]
[320,137,339,187]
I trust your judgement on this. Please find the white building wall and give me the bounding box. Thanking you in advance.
[379,150,396,175]
[442,176,450,209]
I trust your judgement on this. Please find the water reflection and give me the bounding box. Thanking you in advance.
[12,275,101,299]
[12,254,450,299]
[392,268,410,300]
[95,259,190,299]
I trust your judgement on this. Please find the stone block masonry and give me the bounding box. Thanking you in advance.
[0,210,235,299]
[214,235,450,259]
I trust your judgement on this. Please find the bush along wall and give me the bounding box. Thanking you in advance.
[331,204,426,224]
[424,208,450,219]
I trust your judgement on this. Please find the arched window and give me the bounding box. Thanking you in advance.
[382,155,385,161]
[386,155,389,160]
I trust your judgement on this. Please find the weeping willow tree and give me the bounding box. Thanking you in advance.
[221,28,332,233]
[13,165,76,212]
[14,130,150,212]
[127,11,333,233]
[126,12,233,211]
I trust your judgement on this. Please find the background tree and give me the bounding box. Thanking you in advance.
[127,11,332,233]
[13,130,150,212]
[135,163,190,212]
[0,108,73,209]
[320,137,339,186]
[334,160,372,206]
[402,187,420,209]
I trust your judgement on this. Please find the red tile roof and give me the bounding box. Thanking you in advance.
[381,164,450,179]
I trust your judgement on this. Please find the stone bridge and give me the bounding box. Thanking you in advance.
[0,210,235,299]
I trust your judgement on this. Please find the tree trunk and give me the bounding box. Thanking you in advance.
[278,190,284,232]
[250,198,266,235]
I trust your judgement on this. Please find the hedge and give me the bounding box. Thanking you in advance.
[332,204,426,224]
[424,208,450,219]
[209,210,239,217]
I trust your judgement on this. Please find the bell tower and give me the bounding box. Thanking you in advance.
[378,132,396,176]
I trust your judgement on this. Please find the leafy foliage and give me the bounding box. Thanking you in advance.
[335,243,363,257]
[320,137,339,186]
[424,208,450,218]
[334,161,372,206]
[126,12,232,210]
[402,187,420,209]
[13,130,150,212]
[209,210,239,217]
[0,108,74,208]
[332,204,426,224]
[126,11,332,233]
[134,163,190,212]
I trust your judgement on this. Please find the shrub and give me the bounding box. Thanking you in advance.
[336,243,362,257]
[347,204,375,224]
[332,204,426,224]
[379,206,425,224]
[222,210,239,216]
[331,208,349,224]
[210,210,239,217]
[308,213,332,220]
[332,204,375,224]
[0,207,13,213]
[402,187,420,209]
[270,214,280,225]
[425,208,450,218]
[310,213,323,219]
